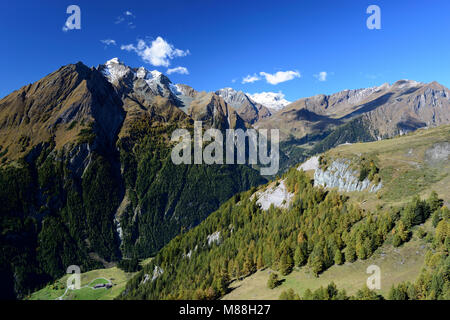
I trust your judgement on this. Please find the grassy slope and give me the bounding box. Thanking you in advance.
[329,125,450,210]
[224,224,431,299]
[224,126,449,300]
[27,267,135,300]
[28,257,154,300]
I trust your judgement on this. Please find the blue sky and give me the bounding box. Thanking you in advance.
[1,0,449,101]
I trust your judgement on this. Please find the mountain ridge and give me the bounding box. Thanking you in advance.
[0,59,266,299]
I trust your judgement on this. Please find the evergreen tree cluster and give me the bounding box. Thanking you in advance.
[388,204,449,300]
[121,168,445,300]
[0,121,264,299]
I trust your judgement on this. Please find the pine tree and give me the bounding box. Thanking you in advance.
[334,249,344,265]
[432,209,441,228]
[279,288,300,300]
[427,191,442,212]
[267,272,279,289]
[345,243,357,263]
[279,249,294,276]
[294,245,307,266]
[243,257,256,276]
[309,254,324,277]
[256,254,264,270]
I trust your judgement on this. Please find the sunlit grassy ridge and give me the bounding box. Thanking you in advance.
[28,267,135,300]
[326,125,450,210]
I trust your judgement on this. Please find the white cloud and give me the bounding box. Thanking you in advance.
[101,39,116,46]
[121,37,190,67]
[167,66,189,75]
[259,70,300,85]
[314,71,328,81]
[124,11,134,17]
[120,44,135,51]
[242,74,261,84]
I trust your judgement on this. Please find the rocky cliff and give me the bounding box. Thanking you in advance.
[314,159,382,193]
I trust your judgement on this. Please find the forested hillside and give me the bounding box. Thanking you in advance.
[120,164,447,299]
[120,126,449,300]
[116,120,266,258]
[0,63,265,299]
[276,200,449,300]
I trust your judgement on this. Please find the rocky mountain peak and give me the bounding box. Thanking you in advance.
[215,87,252,109]
[100,58,133,85]
[172,84,197,98]
[215,87,273,124]
[392,79,422,88]
[0,61,125,160]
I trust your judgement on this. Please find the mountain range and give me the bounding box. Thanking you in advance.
[256,80,450,141]
[1,58,449,300]
[0,59,265,299]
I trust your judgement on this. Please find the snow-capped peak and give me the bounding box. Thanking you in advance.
[246,92,291,111]
[216,87,241,97]
[220,87,237,93]
[215,87,252,109]
[136,66,147,79]
[106,57,121,65]
[100,59,169,88]
[136,67,163,80]
[101,58,131,83]
[150,70,162,78]
[170,84,183,95]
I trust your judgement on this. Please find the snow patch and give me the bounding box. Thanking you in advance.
[170,84,182,95]
[247,92,291,111]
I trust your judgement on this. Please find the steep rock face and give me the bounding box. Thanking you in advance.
[314,160,382,193]
[98,58,182,110]
[173,84,197,98]
[216,88,272,124]
[171,84,197,113]
[0,62,125,160]
[215,88,250,109]
[0,60,128,297]
[184,91,247,130]
[359,81,450,138]
[98,60,251,131]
